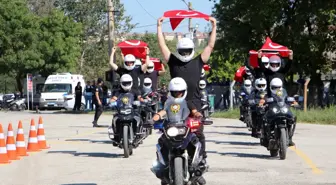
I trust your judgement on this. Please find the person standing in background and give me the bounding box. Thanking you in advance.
[84,81,93,110]
[73,82,83,111]
[92,78,104,127]
[91,80,96,110]
[102,82,108,107]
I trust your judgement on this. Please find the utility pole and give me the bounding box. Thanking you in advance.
[107,0,115,58]
[188,2,192,33]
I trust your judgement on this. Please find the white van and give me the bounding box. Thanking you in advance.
[22,75,46,108]
[39,73,86,110]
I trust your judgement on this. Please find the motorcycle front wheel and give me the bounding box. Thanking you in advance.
[123,125,130,158]
[279,128,287,160]
[173,157,184,185]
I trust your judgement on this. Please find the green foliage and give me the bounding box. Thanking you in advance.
[0,0,82,92]
[55,0,135,80]
[212,0,336,81]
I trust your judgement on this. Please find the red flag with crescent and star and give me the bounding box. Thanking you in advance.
[163,10,210,30]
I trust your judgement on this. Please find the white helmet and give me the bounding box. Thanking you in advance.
[269,55,281,72]
[255,78,267,91]
[168,77,187,103]
[144,77,152,91]
[135,59,142,68]
[245,67,251,76]
[124,54,136,71]
[147,60,155,73]
[120,74,133,91]
[261,56,270,68]
[201,68,205,77]
[244,79,252,94]
[270,78,283,95]
[199,80,206,89]
[176,37,195,62]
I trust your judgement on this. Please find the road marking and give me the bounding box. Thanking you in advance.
[289,146,323,174]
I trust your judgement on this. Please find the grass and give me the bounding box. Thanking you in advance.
[212,107,336,125]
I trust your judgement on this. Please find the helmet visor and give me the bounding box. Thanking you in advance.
[170,90,185,98]
[178,49,193,56]
[271,85,281,91]
[144,83,151,87]
[257,84,266,89]
[125,61,135,66]
[121,81,132,87]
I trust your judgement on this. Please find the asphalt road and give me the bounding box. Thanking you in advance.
[0,111,335,185]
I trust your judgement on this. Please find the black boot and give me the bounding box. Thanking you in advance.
[92,121,99,127]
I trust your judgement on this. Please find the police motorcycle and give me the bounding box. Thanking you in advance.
[262,78,297,160]
[149,77,212,185]
[0,93,26,111]
[248,78,268,138]
[107,74,148,158]
[239,80,253,130]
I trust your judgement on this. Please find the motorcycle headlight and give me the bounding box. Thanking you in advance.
[120,109,132,115]
[281,107,288,113]
[167,127,179,137]
[272,107,280,113]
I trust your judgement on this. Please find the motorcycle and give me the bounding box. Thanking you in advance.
[240,92,252,130]
[0,95,26,111]
[140,97,157,135]
[107,93,148,158]
[263,93,297,160]
[200,95,213,120]
[150,117,213,185]
[248,92,267,138]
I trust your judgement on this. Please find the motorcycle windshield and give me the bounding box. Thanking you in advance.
[270,91,287,107]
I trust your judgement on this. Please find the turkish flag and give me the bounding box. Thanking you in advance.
[117,40,148,59]
[163,10,210,30]
[234,66,246,82]
[249,50,279,68]
[141,57,163,71]
[260,37,290,57]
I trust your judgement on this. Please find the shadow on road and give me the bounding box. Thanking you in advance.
[60,183,97,185]
[228,131,251,136]
[206,139,260,146]
[65,138,111,144]
[207,150,272,159]
[48,150,123,158]
[212,125,246,129]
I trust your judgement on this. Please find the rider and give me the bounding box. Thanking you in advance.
[109,46,150,92]
[257,50,293,96]
[157,16,217,161]
[262,78,296,146]
[110,74,144,146]
[245,56,269,79]
[239,79,253,122]
[199,80,211,120]
[243,66,254,82]
[151,77,205,185]
[249,78,267,137]
[144,60,166,91]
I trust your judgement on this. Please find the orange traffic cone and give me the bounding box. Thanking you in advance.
[0,124,10,164]
[37,116,49,149]
[27,119,41,152]
[16,121,28,156]
[6,123,20,160]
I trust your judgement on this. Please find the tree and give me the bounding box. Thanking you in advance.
[0,0,82,92]
[55,0,136,80]
[38,9,82,77]
[212,0,336,105]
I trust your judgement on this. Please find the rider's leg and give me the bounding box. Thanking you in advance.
[289,116,296,146]
[239,105,244,121]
